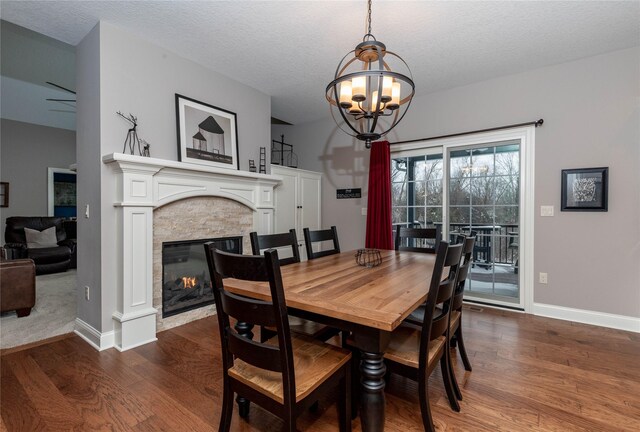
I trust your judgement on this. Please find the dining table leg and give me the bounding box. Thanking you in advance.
[360,351,386,432]
[234,321,254,418]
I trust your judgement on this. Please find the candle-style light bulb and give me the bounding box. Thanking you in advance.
[352,76,366,102]
[339,81,353,109]
[381,76,393,102]
[371,91,383,113]
[388,81,401,110]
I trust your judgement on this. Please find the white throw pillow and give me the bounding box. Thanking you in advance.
[24,226,58,249]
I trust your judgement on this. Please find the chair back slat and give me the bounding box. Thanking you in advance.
[204,244,297,402]
[451,292,464,312]
[250,229,300,266]
[211,249,271,282]
[395,225,442,253]
[430,312,449,341]
[227,331,283,372]
[303,226,341,260]
[220,291,278,328]
[436,279,455,304]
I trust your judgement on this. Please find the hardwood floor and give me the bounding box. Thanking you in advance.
[1,308,639,431]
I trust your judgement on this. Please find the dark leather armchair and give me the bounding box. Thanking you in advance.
[4,217,77,275]
[0,258,36,317]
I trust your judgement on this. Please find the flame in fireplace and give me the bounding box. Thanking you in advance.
[182,276,197,289]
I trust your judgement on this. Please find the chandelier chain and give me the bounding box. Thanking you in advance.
[367,0,372,35]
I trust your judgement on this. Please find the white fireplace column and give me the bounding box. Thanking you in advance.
[103,153,281,351]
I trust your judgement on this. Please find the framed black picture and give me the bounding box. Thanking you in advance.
[175,94,239,170]
[561,167,608,211]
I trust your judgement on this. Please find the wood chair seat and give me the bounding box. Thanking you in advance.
[229,334,351,404]
[384,326,446,370]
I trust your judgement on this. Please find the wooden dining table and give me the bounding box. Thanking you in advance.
[223,249,437,432]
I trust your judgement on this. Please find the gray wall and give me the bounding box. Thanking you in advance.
[281,46,640,318]
[0,119,76,232]
[76,22,273,332]
[75,24,102,330]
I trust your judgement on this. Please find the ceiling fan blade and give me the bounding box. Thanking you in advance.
[46,81,76,94]
[271,116,293,125]
[46,98,76,102]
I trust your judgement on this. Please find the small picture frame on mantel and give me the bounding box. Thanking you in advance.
[0,182,8,208]
[561,167,608,212]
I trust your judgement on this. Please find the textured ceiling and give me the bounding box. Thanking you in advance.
[2,1,639,125]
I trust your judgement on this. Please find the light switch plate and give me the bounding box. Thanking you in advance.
[541,205,554,217]
[361,207,367,216]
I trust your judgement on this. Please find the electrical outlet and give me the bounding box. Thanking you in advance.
[85,204,90,218]
[539,273,548,284]
[541,205,554,217]
[361,207,367,216]
[84,286,90,301]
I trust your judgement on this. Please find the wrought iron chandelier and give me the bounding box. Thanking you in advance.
[326,0,415,148]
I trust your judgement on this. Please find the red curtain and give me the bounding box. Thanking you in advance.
[365,141,393,249]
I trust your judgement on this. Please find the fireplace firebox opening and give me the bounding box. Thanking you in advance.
[161,236,242,318]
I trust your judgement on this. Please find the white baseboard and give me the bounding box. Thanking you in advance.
[74,318,115,351]
[533,303,640,333]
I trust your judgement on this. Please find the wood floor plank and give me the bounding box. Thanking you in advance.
[2,308,639,431]
[42,351,150,430]
[5,352,83,430]
[126,379,217,432]
[0,358,48,432]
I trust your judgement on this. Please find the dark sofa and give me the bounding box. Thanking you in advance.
[4,216,77,275]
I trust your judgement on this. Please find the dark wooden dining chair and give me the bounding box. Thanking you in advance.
[446,234,476,399]
[250,230,338,343]
[394,224,442,253]
[204,246,352,432]
[384,241,463,431]
[404,234,476,402]
[303,226,341,260]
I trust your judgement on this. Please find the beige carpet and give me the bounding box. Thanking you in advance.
[1,269,76,349]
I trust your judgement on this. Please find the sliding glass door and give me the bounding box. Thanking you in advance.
[448,142,521,306]
[391,127,533,311]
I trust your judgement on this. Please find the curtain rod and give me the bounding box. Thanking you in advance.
[388,119,544,146]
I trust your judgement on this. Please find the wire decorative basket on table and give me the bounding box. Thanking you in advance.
[355,249,382,268]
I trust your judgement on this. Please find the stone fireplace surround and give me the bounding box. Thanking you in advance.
[102,153,281,351]
[154,197,252,331]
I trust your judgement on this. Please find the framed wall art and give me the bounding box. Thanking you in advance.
[47,168,77,218]
[561,167,608,211]
[175,94,239,170]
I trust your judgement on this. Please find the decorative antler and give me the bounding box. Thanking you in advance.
[116,111,137,127]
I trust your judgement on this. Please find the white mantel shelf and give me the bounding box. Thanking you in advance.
[102,153,282,183]
[102,153,281,351]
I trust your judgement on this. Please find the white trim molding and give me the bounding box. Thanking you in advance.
[101,153,281,351]
[74,318,115,351]
[533,303,640,333]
